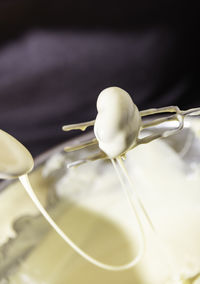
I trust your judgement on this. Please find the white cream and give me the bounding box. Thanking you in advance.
[53,138,200,284]
[94,87,141,158]
[1,129,200,284]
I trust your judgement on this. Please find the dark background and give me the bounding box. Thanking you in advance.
[0,0,199,157]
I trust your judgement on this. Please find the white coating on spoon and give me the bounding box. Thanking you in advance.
[0,129,33,179]
[94,87,141,158]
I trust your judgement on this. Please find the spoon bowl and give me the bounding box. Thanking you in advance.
[0,130,34,179]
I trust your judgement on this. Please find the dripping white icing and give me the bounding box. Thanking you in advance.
[19,174,143,271]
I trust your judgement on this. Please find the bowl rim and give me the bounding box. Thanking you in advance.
[0,116,198,192]
[0,131,94,192]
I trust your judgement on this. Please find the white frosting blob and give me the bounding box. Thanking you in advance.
[94,87,141,158]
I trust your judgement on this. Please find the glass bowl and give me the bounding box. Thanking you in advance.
[1,117,200,284]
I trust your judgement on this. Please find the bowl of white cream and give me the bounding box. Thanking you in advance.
[0,117,200,284]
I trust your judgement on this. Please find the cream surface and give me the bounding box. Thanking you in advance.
[94,87,141,158]
[5,136,200,284]
[0,167,50,245]
[0,129,33,179]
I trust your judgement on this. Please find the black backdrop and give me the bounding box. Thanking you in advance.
[0,0,199,156]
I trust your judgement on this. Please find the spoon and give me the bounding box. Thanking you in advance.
[0,129,34,179]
